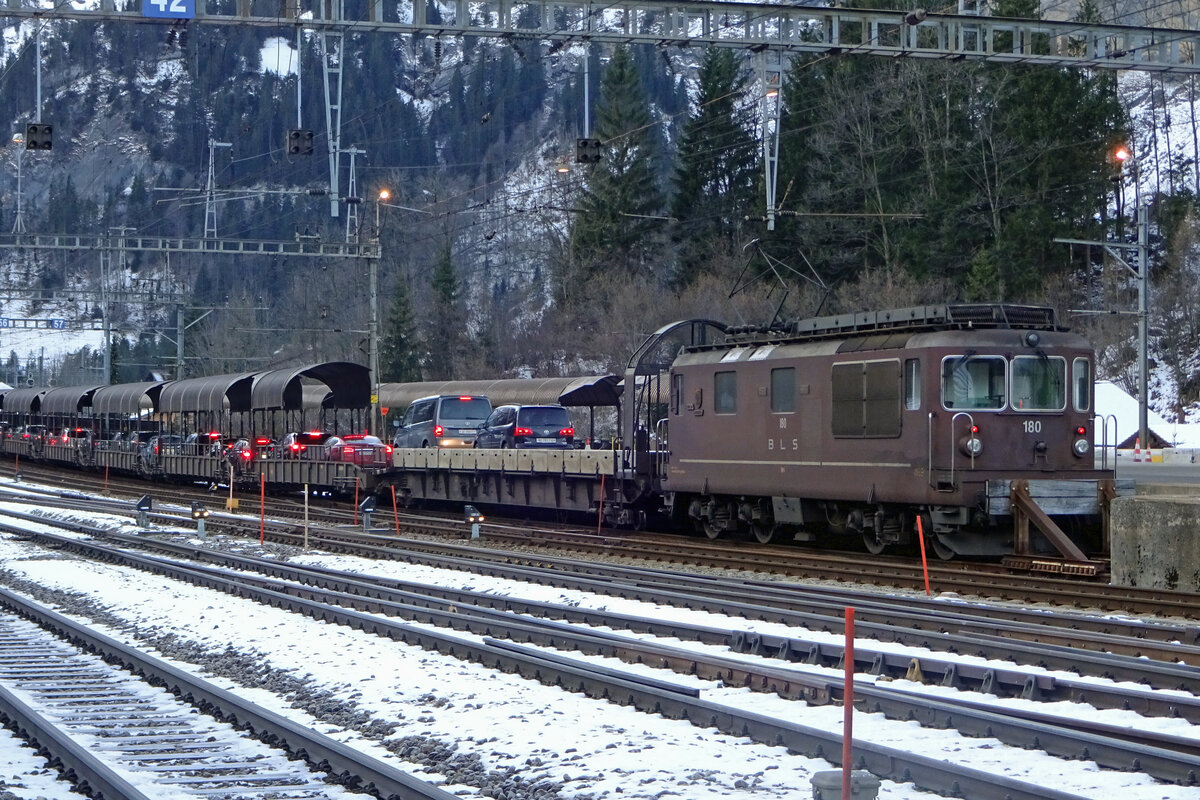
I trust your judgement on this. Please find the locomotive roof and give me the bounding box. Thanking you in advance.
[714,303,1063,349]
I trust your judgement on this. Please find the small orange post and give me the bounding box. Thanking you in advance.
[843,606,855,799]
[259,472,266,545]
[391,486,400,533]
[915,514,932,597]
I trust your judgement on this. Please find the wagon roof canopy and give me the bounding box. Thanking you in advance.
[91,381,168,416]
[252,362,370,410]
[2,387,47,413]
[40,385,106,415]
[158,372,258,414]
[378,375,620,413]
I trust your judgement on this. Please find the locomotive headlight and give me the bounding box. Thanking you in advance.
[964,436,983,457]
[1073,438,1091,457]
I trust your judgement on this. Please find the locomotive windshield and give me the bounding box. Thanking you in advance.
[941,356,1006,410]
[1011,355,1066,410]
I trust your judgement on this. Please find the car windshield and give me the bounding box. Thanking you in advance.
[519,407,570,427]
[440,398,491,422]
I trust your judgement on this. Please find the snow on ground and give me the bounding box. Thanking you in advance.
[0,488,1195,799]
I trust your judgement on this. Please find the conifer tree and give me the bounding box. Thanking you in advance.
[424,243,464,380]
[568,46,665,290]
[670,48,759,289]
[380,277,423,383]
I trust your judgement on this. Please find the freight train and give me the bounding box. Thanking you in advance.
[0,304,1128,563]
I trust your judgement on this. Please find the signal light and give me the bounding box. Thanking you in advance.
[25,122,52,150]
[575,137,601,164]
[191,501,210,520]
[287,128,314,155]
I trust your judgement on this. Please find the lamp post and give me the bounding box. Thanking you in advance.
[368,190,386,436]
[1114,146,1149,452]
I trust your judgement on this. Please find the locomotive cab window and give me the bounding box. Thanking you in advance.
[942,356,1006,410]
[1073,358,1091,412]
[1011,355,1066,411]
[714,371,737,414]
[771,367,795,413]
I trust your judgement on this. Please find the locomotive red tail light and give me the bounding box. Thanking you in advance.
[434,425,444,437]
[514,427,533,437]
[1075,426,1086,435]
[970,425,980,434]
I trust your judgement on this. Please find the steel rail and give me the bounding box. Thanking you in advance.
[7,522,1200,786]
[0,682,155,800]
[0,533,1093,800]
[0,587,458,800]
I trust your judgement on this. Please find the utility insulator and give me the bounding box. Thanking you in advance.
[575,138,601,164]
[25,123,52,150]
[287,128,314,155]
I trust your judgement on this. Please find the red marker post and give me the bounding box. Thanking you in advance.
[843,606,855,799]
[915,514,932,596]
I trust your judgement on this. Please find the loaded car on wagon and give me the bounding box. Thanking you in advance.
[473,404,575,450]
[392,395,492,448]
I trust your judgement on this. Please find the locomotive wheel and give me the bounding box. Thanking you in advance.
[862,530,887,555]
[751,522,779,544]
[930,534,956,560]
[702,518,722,540]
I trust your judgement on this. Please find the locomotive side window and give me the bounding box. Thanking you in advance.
[771,368,795,413]
[714,371,737,414]
[832,360,900,438]
[942,356,1006,410]
[903,359,921,411]
[1073,358,1091,412]
[1011,356,1066,411]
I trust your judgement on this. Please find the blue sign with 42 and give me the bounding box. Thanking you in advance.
[142,0,194,19]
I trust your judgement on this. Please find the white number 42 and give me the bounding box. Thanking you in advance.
[151,0,187,12]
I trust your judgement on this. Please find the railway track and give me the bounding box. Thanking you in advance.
[0,591,457,800]
[3,465,1199,620]
[2,502,1200,795]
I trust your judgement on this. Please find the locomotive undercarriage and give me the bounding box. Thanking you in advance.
[678,488,1110,560]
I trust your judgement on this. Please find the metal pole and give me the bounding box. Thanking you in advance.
[1138,204,1149,451]
[369,255,378,434]
[176,304,185,380]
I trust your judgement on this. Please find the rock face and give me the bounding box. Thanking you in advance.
[1110,493,1200,591]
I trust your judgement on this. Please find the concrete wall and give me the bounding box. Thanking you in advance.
[1110,495,1200,591]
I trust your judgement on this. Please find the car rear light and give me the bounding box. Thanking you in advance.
[514,427,533,437]
[458,396,473,401]
[290,443,301,452]
[434,425,444,437]
[240,449,252,460]
[208,431,221,440]
[560,427,574,437]
[385,445,393,455]
[255,437,271,446]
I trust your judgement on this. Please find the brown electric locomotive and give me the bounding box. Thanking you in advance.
[623,304,1124,560]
